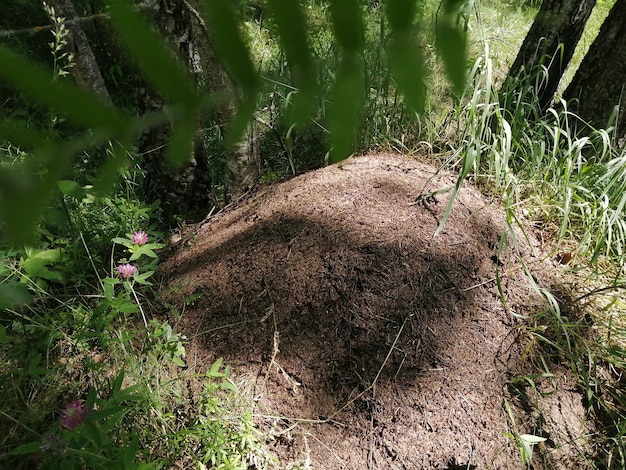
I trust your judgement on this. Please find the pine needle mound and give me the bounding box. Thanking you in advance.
[162,154,590,469]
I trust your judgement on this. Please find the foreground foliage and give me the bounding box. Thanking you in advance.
[1,1,626,468]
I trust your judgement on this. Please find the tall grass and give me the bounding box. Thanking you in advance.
[449,44,626,266]
[448,42,626,468]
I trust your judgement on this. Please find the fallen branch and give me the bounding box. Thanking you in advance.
[0,13,108,39]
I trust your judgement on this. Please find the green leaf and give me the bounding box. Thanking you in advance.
[267,0,315,123]
[82,421,104,448]
[57,180,86,200]
[520,434,546,465]
[9,441,41,455]
[112,369,125,395]
[20,248,65,282]
[0,45,127,131]
[328,54,364,163]
[220,381,237,392]
[0,325,7,344]
[115,384,146,402]
[435,0,468,95]
[129,247,157,261]
[106,0,197,107]
[102,277,118,301]
[520,434,547,444]
[118,302,139,314]
[134,271,155,286]
[95,407,127,428]
[0,283,32,310]
[329,0,365,52]
[172,356,186,367]
[207,357,225,378]
[111,237,133,247]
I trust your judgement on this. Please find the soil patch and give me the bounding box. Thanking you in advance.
[161,154,590,469]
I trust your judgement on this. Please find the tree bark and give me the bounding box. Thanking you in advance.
[138,0,221,224]
[501,0,597,113]
[138,0,260,222]
[47,0,111,105]
[564,0,626,137]
[225,122,259,201]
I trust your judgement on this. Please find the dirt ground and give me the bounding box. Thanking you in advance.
[161,154,592,469]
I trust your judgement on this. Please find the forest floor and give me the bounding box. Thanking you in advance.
[161,154,592,469]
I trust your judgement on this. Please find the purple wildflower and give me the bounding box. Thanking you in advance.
[132,231,149,245]
[60,400,87,430]
[118,263,137,279]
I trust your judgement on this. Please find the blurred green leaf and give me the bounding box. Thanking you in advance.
[94,142,130,195]
[328,0,366,163]
[0,120,47,150]
[106,0,197,108]
[0,283,32,310]
[387,33,427,114]
[187,0,262,147]
[328,55,364,163]
[57,180,85,200]
[0,168,51,246]
[384,0,426,114]
[267,0,315,123]
[385,0,417,31]
[0,133,113,245]
[436,0,468,94]
[166,116,196,166]
[329,0,365,52]
[0,45,127,131]
[200,0,259,95]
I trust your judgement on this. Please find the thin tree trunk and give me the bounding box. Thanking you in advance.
[501,0,596,113]
[47,0,111,104]
[225,121,259,201]
[564,0,626,138]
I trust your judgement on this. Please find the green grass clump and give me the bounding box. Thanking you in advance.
[445,37,626,467]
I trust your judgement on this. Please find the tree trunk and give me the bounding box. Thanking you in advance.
[225,121,259,202]
[138,0,260,222]
[138,0,221,224]
[501,0,597,113]
[47,0,111,104]
[564,1,626,138]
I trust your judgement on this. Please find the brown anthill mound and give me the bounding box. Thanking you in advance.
[161,154,591,469]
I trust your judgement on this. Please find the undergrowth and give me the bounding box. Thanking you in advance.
[2,0,626,468]
[446,42,626,468]
[0,160,276,468]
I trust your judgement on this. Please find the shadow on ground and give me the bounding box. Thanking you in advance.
[161,154,590,469]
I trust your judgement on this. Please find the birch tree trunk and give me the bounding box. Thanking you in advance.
[138,0,219,223]
[138,0,259,222]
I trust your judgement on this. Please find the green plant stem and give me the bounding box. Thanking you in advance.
[129,282,148,328]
